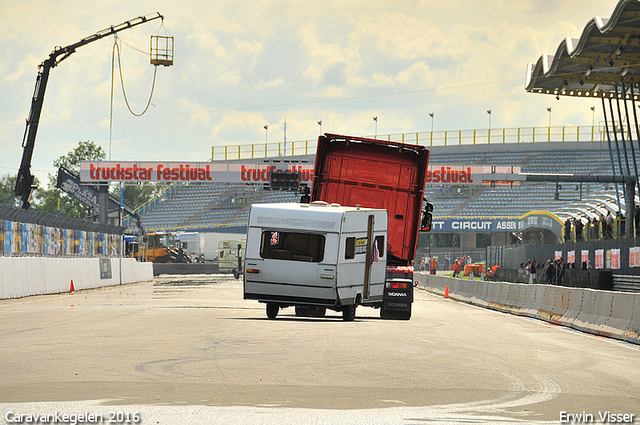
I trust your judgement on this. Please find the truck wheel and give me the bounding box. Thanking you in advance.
[233,270,239,279]
[266,303,279,319]
[342,304,356,321]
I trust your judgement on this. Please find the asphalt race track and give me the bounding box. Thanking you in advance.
[0,274,638,424]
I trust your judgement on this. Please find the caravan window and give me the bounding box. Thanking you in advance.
[344,236,386,260]
[260,231,325,262]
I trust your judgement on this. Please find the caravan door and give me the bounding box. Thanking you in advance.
[336,211,387,305]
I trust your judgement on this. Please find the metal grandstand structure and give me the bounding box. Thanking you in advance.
[526,0,640,224]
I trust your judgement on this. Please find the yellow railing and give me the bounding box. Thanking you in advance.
[211,125,608,161]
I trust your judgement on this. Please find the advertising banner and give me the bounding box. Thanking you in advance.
[426,165,521,186]
[79,161,315,185]
[80,161,518,187]
[611,248,620,269]
[581,249,590,268]
[595,249,604,269]
[630,247,640,268]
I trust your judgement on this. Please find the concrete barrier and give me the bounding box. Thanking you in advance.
[0,257,153,299]
[536,286,571,325]
[514,284,527,310]
[487,282,509,313]
[558,288,584,327]
[520,284,545,318]
[418,274,639,345]
[600,292,635,340]
[572,289,597,333]
[584,291,616,337]
[624,294,640,344]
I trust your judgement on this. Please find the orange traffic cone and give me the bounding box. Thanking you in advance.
[444,285,449,298]
[69,279,75,293]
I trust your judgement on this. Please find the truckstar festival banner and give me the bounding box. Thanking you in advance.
[79,161,315,184]
[425,165,521,186]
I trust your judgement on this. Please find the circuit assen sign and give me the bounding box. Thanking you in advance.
[430,212,563,236]
[79,161,314,184]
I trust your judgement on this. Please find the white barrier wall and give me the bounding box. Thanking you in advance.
[0,257,153,299]
[416,272,640,346]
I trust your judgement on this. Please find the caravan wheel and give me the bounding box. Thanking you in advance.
[342,304,356,321]
[266,303,279,319]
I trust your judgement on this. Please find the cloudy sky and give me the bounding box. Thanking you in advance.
[0,0,621,185]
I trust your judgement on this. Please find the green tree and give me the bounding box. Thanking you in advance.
[0,173,43,208]
[38,140,106,218]
[0,173,20,208]
[52,140,106,176]
[3,141,162,219]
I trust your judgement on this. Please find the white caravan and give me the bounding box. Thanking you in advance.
[243,202,388,321]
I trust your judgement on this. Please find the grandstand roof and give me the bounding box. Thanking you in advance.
[526,0,640,99]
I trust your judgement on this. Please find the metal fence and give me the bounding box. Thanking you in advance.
[211,125,607,161]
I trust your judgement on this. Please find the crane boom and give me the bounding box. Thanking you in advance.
[15,12,164,209]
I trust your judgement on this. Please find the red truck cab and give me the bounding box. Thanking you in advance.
[311,134,430,319]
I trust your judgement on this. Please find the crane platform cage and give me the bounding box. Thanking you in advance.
[150,34,173,67]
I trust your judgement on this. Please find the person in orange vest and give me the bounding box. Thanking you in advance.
[452,259,462,278]
[430,256,439,275]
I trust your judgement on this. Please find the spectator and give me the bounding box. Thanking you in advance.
[527,259,537,284]
[460,255,466,268]
[591,216,599,240]
[444,256,451,271]
[619,213,625,237]
[606,211,614,239]
[544,259,555,284]
[574,218,584,242]
[557,257,566,285]
[430,256,439,275]
[452,260,462,278]
[600,214,606,240]
[564,218,572,242]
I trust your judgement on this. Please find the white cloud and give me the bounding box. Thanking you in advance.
[0,0,623,185]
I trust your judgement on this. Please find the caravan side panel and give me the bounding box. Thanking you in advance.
[244,208,340,306]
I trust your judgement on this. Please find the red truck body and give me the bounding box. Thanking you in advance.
[311,134,430,319]
[311,133,430,266]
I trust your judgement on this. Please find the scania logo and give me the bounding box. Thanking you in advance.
[387,292,407,297]
[387,302,408,308]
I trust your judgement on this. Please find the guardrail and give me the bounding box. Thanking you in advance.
[415,273,640,345]
[211,125,607,161]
